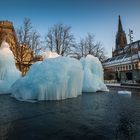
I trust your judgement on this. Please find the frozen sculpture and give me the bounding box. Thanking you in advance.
[0,41,21,94]
[0,41,108,101]
[81,55,108,92]
[11,57,84,101]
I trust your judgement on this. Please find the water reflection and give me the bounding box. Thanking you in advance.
[116,116,136,140]
[132,92,140,98]
[0,89,140,140]
[0,123,11,140]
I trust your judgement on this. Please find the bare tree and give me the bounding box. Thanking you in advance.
[44,23,75,56]
[16,18,41,54]
[16,18,41,75]
[30,30,41,55]
[45,29,54,52]
[75,33,107,62]
[16,18,32,46]
[84,33,95,56]
[72,39,86,58]
[93,42,107,62]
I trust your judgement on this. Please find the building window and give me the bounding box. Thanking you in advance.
[129,65,132,70]
[136,64,138,69]
[113,67,116,71]
[120,66,122,71]
[134,64,136,69]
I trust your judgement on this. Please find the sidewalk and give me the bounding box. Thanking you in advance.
[106,83,120,86]
[106,83,140,89]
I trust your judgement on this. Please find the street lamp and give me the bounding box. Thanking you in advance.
[128,29,133,43]
[128,29,134,82]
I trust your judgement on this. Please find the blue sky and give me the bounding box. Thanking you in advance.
[0,0,140,57]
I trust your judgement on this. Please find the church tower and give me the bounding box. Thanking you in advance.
[113,15,127,56]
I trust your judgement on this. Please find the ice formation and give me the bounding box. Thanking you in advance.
[11,57,83,101]
[80,55,108,92]
[0,41,21,94]
[42,51,60,59]
[118,90,131,95]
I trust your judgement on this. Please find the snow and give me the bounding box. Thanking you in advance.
[42,51,60,59]
[11,57,83,101]
[80,55,108,92]
[0,41,21,94]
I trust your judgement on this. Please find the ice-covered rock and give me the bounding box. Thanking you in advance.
[80,55,108,92]
[118,90,131,95]
[0,41,21,94]
[11,57,83,101]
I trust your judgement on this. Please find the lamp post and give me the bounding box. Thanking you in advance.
[128,29,134,82]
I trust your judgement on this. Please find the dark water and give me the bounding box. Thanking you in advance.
[0,88,140,140]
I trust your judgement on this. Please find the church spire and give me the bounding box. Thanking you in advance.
[115,15,127,51]
[118,15,123,32]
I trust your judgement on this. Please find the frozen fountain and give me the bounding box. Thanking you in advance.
[0,42,107,100]
[81,55,108,92]
[0,41,21,94]
[11,56,83,101]
[11,52,108,101]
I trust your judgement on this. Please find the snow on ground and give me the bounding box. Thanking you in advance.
[106,83,120,86]
[0,41,21,94]
[11,57,83,101]
[80,55,108,92]
[42,51,60,59]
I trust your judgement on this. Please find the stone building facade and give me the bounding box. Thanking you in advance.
[0,21,17,56]
[103,16,140,83]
